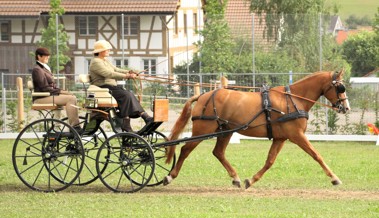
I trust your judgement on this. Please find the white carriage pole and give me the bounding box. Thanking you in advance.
[56,14,60,87]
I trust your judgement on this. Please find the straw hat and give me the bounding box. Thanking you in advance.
[92,40,112,53]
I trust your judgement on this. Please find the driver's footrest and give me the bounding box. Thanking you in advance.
[137,122,163,135]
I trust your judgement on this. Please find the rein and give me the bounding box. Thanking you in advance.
[270,89,337,111]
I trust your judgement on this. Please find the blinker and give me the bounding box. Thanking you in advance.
[336,84,345,93]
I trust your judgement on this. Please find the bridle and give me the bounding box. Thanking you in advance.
[323,72,348,113]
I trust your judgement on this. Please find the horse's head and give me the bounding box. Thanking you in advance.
[323,70,350,114]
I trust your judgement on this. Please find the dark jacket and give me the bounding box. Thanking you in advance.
[31,62,61,101]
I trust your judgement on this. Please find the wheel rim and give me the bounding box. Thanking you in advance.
[143,131,176,186]
[12,119,84,192]
[62,116,109,186]
[96,132,155,193]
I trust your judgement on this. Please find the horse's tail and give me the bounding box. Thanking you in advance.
[165,94,200,164]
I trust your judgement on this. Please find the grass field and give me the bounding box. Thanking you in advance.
[1,138,379,217]
[328,0,378,20]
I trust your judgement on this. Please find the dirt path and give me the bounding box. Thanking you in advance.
[2,184,379,200]
[143,186,379,200]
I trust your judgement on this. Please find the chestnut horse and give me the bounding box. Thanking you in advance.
[163,70,350,189]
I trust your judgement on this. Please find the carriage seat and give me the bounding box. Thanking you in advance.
[27,80,62,110]
[78,74,118,108]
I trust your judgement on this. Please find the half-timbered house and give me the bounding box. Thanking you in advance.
[1,0,193,88]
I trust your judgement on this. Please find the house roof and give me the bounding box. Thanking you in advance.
[0,0,179,17]
[225,0,271,45]
[335,26,373,45]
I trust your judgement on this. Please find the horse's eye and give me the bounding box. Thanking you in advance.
[337,84,345,93]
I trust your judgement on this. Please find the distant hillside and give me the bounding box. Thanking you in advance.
[330,0,378,21]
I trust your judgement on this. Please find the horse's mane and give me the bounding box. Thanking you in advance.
[292,71,328,85]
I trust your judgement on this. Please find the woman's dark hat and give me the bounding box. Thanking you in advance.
[35,47,50,56]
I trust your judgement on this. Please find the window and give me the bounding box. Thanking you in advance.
[143,59,156,75]
[184,14,187,35]
[193,13,198,32]
[0,21,10,41]
[174,14,178,35]
[120,16,139,36]
[115,59,129,68]
[78,16,97,36]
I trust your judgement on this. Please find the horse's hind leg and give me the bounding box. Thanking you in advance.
[164,140,203,185]
[290,133,341,185]
[245,139,285,189]
[212,134,241,188]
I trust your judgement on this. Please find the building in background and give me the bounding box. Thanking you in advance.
[0,0,180,87]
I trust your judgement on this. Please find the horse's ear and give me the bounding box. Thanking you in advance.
[337,69,344,77]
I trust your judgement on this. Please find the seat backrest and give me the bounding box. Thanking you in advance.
[27,80,34,91]
[79,74,90,83]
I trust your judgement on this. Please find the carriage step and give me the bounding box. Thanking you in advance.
[43,131,76,139]
[137,122,163,135]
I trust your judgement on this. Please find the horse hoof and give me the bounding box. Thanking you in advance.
[331,179,342,186]
[244,179,251,189]
[232,180,241,188]
[163,175,172,186]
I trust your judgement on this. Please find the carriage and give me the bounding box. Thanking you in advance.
[12,74,175,193]
[12,70,350,193]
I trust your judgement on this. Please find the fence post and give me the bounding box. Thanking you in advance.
[17,77,24,131]
[194,83,200,96]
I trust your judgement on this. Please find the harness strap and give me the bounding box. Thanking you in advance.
[276,110,309,122]
[261,85,273,140]
[191,86,309,140]
[285,86,301,113]
[192,89,229,129]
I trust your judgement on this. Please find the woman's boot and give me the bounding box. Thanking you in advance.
[141,112,153,125]
[121,117,133,132]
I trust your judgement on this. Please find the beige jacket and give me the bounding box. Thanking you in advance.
[89,57,130,86]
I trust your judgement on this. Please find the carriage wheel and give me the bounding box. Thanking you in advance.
[143,131,176,186]
[12,119,84,192]
[62,116,108,186]
[95,132,155,193]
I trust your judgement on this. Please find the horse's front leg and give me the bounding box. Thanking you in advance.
[163,140,202,186]
[212,134,241,188]
[245,139,285,189]
[290,133,342,185]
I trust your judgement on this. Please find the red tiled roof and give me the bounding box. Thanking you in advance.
[225,0,271,44]
[0,0,179,17]
[336,27,373,45]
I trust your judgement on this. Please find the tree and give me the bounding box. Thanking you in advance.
[195,0,235,74]
[341,31,378,76]
[37,0,70,74]
[374,7,379,69]
[246,0,341,73]
[247,0,333,41]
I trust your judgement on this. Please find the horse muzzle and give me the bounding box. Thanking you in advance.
[334,100,350,114]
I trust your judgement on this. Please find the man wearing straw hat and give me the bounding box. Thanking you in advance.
[89,40,153,132]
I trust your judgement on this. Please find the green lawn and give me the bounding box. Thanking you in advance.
[328,0,378,20]
[1,138,379,217]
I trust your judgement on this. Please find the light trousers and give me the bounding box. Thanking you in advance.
[34,94,80,126]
